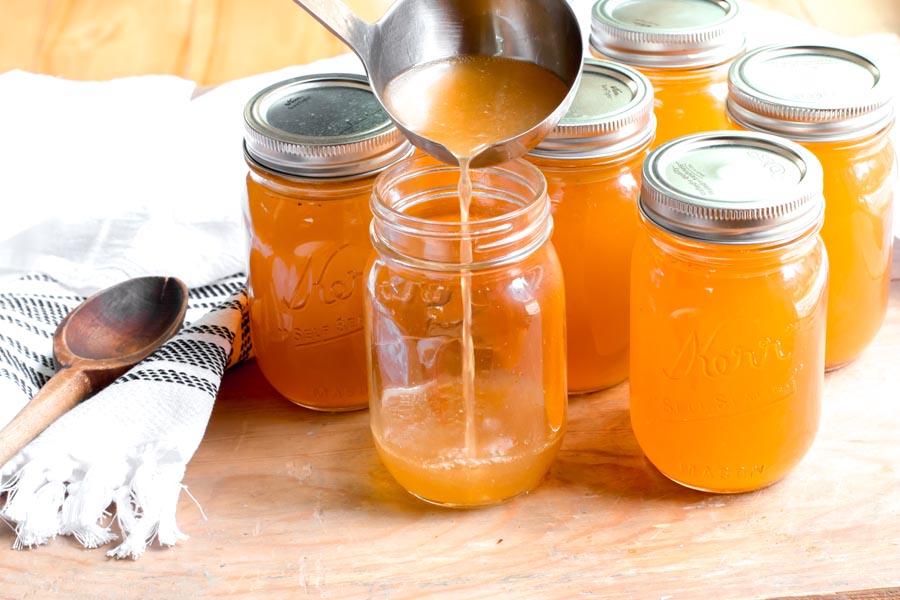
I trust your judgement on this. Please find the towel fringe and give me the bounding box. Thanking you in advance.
[107,451,189,559]
[0,445,192,559]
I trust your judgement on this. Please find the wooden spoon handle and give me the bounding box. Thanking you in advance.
[0,367,93,469]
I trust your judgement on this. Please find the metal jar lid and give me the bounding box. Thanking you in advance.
[589,0,745,68]
[640,131,824,244]
[727,44,895,142]
[528,58,656,159]
[243,73,412,178]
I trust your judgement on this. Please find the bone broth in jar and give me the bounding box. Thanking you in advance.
[630,131,828,493]
[589,0,745,147]
[366,156,567,507]
[727,44,896,369]
[242,74,412,411]
[527,58,656,393]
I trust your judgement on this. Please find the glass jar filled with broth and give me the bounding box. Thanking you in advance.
[727,44,896,369]
[527,57,656,393]
[243,73,412,411]
[630,131,828,493]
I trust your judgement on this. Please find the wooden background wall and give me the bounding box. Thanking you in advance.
[0,0,898,86]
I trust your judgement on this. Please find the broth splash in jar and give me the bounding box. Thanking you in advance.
[373,55,569,501]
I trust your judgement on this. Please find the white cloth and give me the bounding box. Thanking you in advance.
[0,273,250,558]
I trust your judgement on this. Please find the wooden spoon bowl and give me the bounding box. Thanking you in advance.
[0,276,189,468]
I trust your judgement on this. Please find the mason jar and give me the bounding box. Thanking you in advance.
[366,156,567,507]
[727,43,896,369]
[589,0,745,147]
[242,73,413,411]
[527,57,656,393]
[630,131,828,493]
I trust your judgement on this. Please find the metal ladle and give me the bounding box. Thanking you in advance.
[0,276,188,467]
[290,0,584,168]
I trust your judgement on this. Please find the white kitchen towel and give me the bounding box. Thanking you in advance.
[0,272,250,559]
[0,49,367,562]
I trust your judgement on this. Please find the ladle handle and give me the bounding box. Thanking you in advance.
[289,0,373,64]
[0,366,92,469]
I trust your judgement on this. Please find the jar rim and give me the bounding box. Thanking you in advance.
[370,156,552,270]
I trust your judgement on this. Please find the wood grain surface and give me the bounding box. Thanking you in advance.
[0,0,393,85]
[2,274,898,598]
[771,589,900,600]
[0,0,897,85]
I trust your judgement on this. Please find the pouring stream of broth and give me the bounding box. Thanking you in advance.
[383,55,569,457]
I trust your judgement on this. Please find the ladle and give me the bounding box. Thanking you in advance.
[290,0,584,168]
[0,276,188,467]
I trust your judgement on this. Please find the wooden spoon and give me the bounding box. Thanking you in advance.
[0,276,189,467]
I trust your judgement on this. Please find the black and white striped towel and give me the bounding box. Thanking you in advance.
[0,272,251,559]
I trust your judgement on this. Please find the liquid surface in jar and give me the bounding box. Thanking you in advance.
[629,227,827,492]
[383,55,569,159]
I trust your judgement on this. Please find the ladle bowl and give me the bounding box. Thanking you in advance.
[0,276,188,468]
[291,0,584,168]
